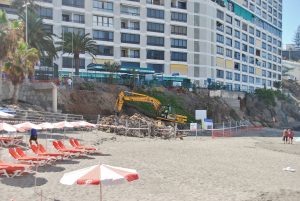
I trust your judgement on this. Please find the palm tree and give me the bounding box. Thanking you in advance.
[57,32,97,76]
[19,11,57,59]
[3,41,39,104]
[103,62,121,84]
[11,0,37,13]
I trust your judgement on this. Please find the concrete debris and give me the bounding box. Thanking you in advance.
[98,113,176,139]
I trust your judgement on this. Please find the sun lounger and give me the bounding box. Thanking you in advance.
[52,141,84,156]
[0,136,23,147]
[16,147,56,163]
[0,160,34,177]
[70,138,97,152]
[31,144,68,160]
[9,148,53,166]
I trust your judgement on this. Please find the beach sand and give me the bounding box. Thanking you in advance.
[1,129,300,201]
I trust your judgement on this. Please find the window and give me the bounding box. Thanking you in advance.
[121,48,139,59]
[147,63,164,73]
[234,30,240,38]
[249,26,254,35]
[226,15,232,24]
[93,15,113,27]
[43,24,53,34]
[242,54,247,62]
[242,33,248,42]
[234,73,240,81]
[256,30,261,37]
[121,33,140,44]
[171,12,187,22]
[121,20,140,30]
[62,57,85,69]
[216,34,224,43]
[147,36,164,46]
[249,56,254,64]
[217,70,224,78]
[249,47,254,54]
[226,26,232,35]
[249,76,254,84]
[242,44,248,52]
[249,36,254,45]
[226,49,232,58]
[242,64,248,72]
[73,14,85,23]
[171,38,187,49]
[147,50,164,60]
[249,66,255,74]
[93,0,113,12]
[171,51,187,61]
[121,61,140,68]
[93,30,113,41]
[217,10,224,20]
[234,19,240,27]
[234,52,240,60]
[234,62,240,70]
[121,5,140,16]
[216,21,224,32]
[147,22,164,33]
[234,41,240,49]
[242,75,248,83]
[217,46,224,55]
[62,0,84,8]
[62,26,85,35]
[96,45,113,56]
[171,25,187,35]
[147,8,164,19]
[38,7,53,19]
[226,38,232,46]
[226,71,233,80]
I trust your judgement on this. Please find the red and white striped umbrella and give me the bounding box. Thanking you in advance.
[70,121,96,128]
[38,122,54,130]
[52,121,74,129]
[60,164,139,201]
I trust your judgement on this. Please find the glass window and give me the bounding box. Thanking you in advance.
[38,7,53,19]
[96,45,113,56]
[171,38,187,49]
[217,34,224,43]
[217,69,224,78]
[234,73,240,81]
[217,10,224,20]
[147,22,164,33]
[93,15,113,27]
[62,0,85,8]
[226,49,232,58]
[93,0,113,12]
[147,50,164,60]
[121,33,140,44]
[171,51,187,61]
[242,64,248,72]
[93,30,113,41]
[226,37,232,46]
[62,57,85,69]
[242,75,248,83]
[226,15,232,24]
[217,46,224,55]
[234,30,240,38]
[226,26,232,35]
[147,63,164,73]
[147,8,164,19]
[147,36,164,46]
[171,25,187,35]
[234,41,240,49]
[171,12,187,22]
[226,71,233,80]
[242,33,248,42]
[249,66,255,74]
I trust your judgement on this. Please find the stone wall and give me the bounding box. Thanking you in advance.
[209,90,246,99]
[0,79,57,112]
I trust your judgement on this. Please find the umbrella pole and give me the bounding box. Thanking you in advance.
[100,183,102,201]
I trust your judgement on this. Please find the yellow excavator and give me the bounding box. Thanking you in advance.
[115,91,188,124]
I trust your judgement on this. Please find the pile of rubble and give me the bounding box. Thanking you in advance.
[98,113,176,139]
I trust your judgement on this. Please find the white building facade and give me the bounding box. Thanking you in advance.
[0,0,283,91]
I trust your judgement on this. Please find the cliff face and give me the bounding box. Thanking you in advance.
[57,83,300,129]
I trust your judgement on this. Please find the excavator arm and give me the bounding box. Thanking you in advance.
[115,91,187,124]
[115,91,161,113]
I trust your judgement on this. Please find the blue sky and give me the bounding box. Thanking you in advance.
[282,0,300,45]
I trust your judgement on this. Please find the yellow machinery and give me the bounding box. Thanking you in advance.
[115,91,187,124]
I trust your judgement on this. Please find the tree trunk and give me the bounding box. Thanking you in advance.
[74,54,80,76]
[12,83,20,105]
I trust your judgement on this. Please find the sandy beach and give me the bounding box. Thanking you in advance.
[1,129,300,201]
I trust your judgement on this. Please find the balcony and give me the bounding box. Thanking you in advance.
[121,48,140,58]
[147,0,164,6]
[171,0,187,9]
[121,20,140,30]
[62,13,85,24]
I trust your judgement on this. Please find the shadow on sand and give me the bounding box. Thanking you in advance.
[37,165,65,173]
[55,160,80,165]
[1,175,47,187]
[90,152,112,156]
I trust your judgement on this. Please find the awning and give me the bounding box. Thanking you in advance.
[87,63,155,74]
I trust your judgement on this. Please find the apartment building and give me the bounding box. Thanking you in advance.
[0,0,283,91]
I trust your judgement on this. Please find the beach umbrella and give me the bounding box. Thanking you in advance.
[38,122,54,130]
[0,111,14,118]
[14,122,42,132]
[0,123,17,132]
[52,121,74,129]
[71,121,96,128]
[60,164,139,201]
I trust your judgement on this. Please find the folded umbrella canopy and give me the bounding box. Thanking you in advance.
[52,121,74,129]
[14,122,42,132]
[0,123,17,132]
[38,122,54,130]
[70,121,96,128]
[60,164,139,201]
